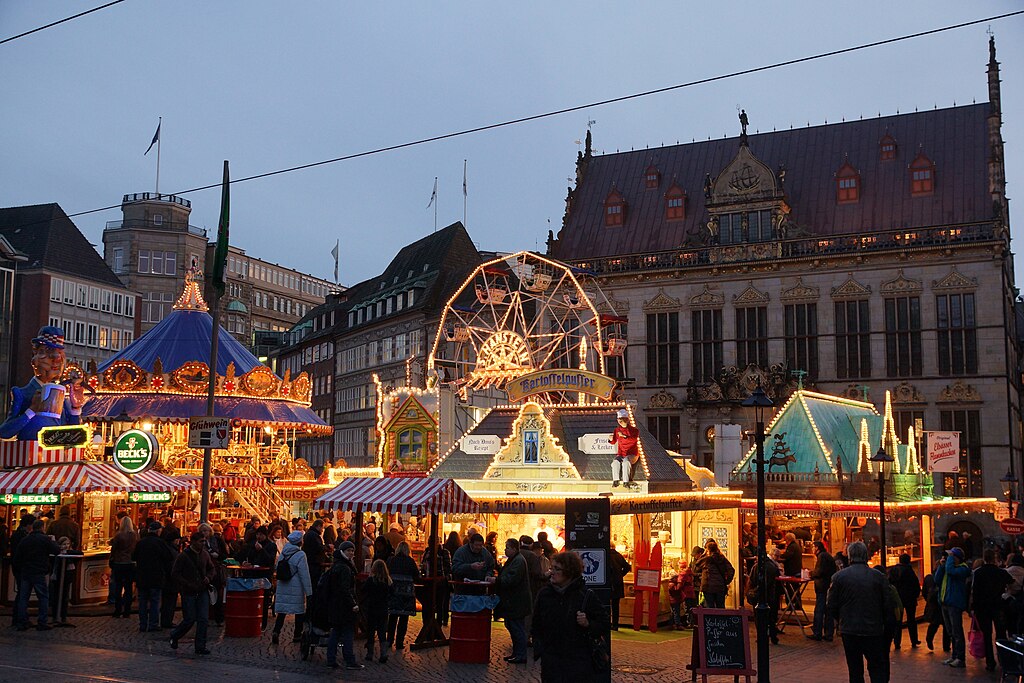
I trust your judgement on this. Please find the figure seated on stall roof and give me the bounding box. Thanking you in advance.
[0,326,86,441]
[609,409,640,488]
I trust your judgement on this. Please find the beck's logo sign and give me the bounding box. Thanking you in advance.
[112,429,159,474]
[505,369,615,402]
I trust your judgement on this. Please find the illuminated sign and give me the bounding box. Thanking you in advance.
[127,491,171,504]
[504,369,615,402]
[1,493,60,505]
[38,425,91,449]
[112,430,159,474]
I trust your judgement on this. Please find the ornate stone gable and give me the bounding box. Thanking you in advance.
[733,282,770,306]
[642,289,681,311]
[880,269,923,296]
[482,402,581,481]
[689,285,724,309]
[932,269,978,292]
[648,389,678,410]
[890,381,925,405]
[708,144,783,206]
[937,379,982,404]
[780,278,819,302]
[831,276,872,300]
[596,295,630,316]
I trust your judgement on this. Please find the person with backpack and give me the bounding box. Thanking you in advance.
[362,558,393,663]
[271,530,311,645]
[935,547,971,668]
[696,539,734,609]
[888,553,921,649]
[324,541,363,670]
[386,541,421,651]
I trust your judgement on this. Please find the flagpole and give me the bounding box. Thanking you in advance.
[463,159,467,228]
[434,177,438,232]
[155,117,162,196]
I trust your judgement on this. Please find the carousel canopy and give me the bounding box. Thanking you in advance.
[314,477,477,515]
[0,462,195,494]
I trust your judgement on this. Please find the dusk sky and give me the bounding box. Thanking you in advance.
[2,2,1022,287]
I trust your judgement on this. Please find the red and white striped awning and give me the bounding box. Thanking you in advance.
[314,477,478,515]
[126,470,196,493]
[0,462,132,494]
[182,475,264,489]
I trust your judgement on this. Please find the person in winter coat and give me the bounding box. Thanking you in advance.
[109,516,138,618]
[690,546,706,601]
[497,538,532,663]
[531,551,609,683]
[668,566,685,630]
[47,506,81,551]
[826,541,895,683]
[518,536,543,638]
[934,546,970,667]
[324,542,363,670]
[971,548,1013,671]
[169,532,216,655]
[809,541,838,641]
[888,553,921,649]
[922,565,950,652]
[272,530,312,645]
[133,521,175,632]
[420,539,453,627]
[386,541,421,650]
[12,518,60,631]
[696,539,735,609]
[745,550,781,644]
[302,519,328,587]
[679,560,697,628]
[361,559,393,664]
[159,525,180,629]
[372,534,394,564]
[608,546,631,630]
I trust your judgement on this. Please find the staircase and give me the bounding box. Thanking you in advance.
[230,464,290,518]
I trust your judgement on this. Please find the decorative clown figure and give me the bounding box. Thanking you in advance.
[0,326,85,440]
[609,408,639,487]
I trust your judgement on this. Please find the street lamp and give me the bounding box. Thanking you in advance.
[1001,469,1018,518]
[742,384,774,683]
[869,445,895,568]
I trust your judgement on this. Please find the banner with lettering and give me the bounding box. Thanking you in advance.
[926,431,960,473]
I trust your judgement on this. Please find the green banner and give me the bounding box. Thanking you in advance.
[2,493,60,505]
[128,491,171,504]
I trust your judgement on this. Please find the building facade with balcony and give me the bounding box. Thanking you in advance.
[102,193,208,334]
[548,39,1018,499]
[0,204,140,387]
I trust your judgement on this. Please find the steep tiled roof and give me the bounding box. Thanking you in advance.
[0,203,126,288]
[432,405,689,484]
[554,104,992,259]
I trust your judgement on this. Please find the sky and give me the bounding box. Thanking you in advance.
[1,2,1023,288]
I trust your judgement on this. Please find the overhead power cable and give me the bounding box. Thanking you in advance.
[0,1,127,47]
[31,9,1024,223]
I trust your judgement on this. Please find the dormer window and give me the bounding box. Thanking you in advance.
[665,183,686,220]
[644,164,661,189]
[836,161,861,204]
[880,134,897,161]
[604,188,626,227]
[909,151,935,196]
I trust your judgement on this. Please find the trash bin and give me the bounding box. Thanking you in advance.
[448,594,500,663]
[224,577,271,638]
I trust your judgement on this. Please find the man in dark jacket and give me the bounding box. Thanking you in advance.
[133,522,174,633]
[47,506,80,551]
[888,553,921,650]
[303,520,327,587]
[169,532,216,655]
[826,541,895,683]
[324,542,363,671]
[608,546,631,630]
[971,548,1013,671]
[12,519,60,631]
[809,541,837,641]
[159,523,181,629]
[497,538,532,663]
[519,535,543,639]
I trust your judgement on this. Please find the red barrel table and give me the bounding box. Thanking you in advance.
[224,572,271,638]
[448,580,496,663]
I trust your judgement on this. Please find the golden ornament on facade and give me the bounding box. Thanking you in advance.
[104,360,145,391]
[241,366,279,397]
[171,361,210,394]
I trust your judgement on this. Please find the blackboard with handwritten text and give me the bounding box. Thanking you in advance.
[691,607,754,681]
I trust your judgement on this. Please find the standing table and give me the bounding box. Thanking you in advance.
[776,576,811,633]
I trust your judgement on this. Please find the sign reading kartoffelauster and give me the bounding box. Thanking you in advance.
[505,369,615,402]
[927,431,961,473]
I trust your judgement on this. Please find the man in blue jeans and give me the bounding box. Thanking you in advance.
[935,547,971,668]
[169,532,216,655]
[12,519,60,631]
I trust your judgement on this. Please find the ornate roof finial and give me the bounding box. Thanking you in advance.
[173,262,209,312]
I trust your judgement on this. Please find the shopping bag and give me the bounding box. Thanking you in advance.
[967,616,985,660]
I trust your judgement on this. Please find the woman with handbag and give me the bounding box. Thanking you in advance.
[532,551,609,683]
[696,539,734,609]
[385,542,420,651]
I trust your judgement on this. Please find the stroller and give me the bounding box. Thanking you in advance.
[301,573,333,661]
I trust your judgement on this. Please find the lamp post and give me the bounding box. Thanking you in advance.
[743,384,774,683]
[869,445,895,569]
[1001,469,1018,518]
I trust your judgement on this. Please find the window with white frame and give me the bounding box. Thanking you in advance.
[111,329,121,350]
[87,324,98,347]
[74,322,86,345]
[99,327,109,349]
[76,284,88,307]
[50,278,62,302]
[48,316,60,329]
[113,293,123,315]
[124,295,135,318]
[102,290,112,313]
[89,287,100,310]
[63,280,74,304]
[113,247,124,273]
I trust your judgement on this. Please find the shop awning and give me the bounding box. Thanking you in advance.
[0,462,132,494]
[314,477,478,515]
[126,470,196,493]
[739,497,1001,519]
[182,475,263,489]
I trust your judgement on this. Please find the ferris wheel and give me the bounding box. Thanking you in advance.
[428,251,627,401]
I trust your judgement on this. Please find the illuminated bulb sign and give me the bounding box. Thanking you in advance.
[112,430,159,474]
[2,493,60,505]
[505,369,615,402]
[128,491,171,504]
[38,425,91,449]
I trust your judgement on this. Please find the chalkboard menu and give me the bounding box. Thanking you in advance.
[690,607,754,681]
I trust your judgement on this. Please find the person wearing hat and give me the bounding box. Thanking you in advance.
[133,522,174,633]
[608,408,640,487]
[934,545,970,667]
[271,530,312,644]
[0,326,87,441]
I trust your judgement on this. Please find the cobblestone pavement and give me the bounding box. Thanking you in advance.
[0,611,1009,682]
